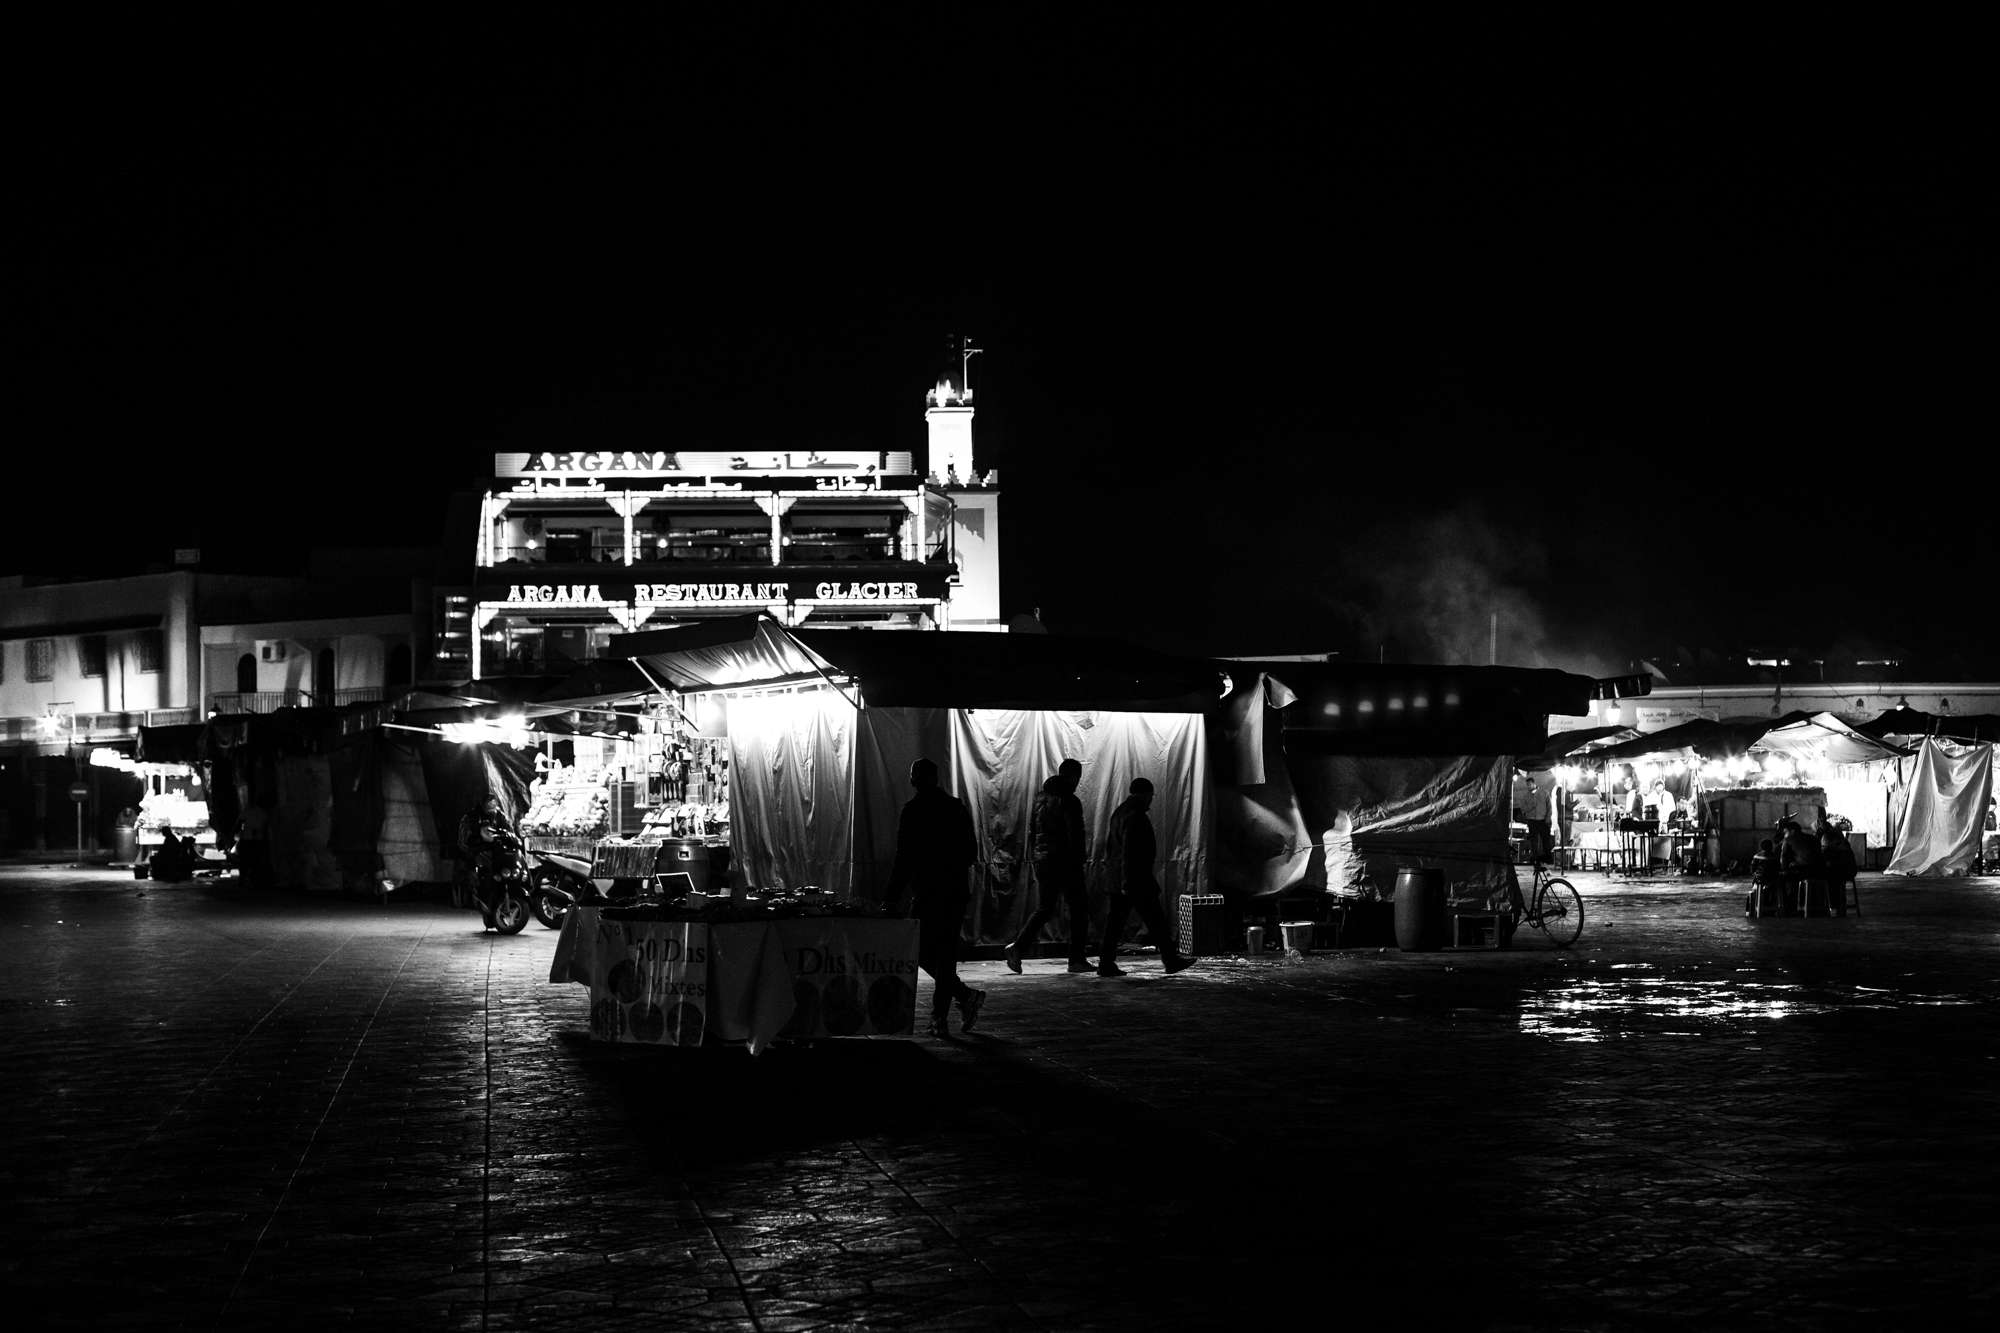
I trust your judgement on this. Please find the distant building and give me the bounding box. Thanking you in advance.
[0,567,421,854]
[439,338,1004,682]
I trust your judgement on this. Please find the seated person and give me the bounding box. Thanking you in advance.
[1746,838,1781,916]
[149,835,191,883]
[1777,818,1825,916]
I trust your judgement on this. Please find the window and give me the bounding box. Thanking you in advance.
[28,638,54,682]
[80,635,107,678]
[137,630,163,674]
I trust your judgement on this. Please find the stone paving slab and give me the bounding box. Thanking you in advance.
[2,865,1998,1330]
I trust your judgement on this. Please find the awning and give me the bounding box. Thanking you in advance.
[1526,725,1642,767]
[1856,708,2000,744]
[1588,717,1776,764]
[1753,712,1910,766]
[610,613,1224,712]
[137,723,209,765]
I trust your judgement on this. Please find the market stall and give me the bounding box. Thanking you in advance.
[135,761,218,859]
[548,900,920,1052]
[606,614,1222,953]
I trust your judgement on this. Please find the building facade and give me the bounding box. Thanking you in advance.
[443,351,1003,681]
[0,570,419,853]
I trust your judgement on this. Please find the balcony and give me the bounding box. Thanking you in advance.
[209,690,315,714]
[206,686,406,716]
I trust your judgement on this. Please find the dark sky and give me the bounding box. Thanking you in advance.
[16,14,1992,677]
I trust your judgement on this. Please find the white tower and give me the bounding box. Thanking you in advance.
[925,335,1003,630]
[924,335,979,486]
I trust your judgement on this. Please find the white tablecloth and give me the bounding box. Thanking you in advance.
[551,909,920,1053]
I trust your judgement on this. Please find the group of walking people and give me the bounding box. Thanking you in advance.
[887,754,1195,1041]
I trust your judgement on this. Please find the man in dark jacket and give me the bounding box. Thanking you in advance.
[887,757,985,1038]
[1096,778,1194,976]
[1003,757,1092,974]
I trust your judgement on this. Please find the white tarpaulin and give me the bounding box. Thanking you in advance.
[1884,738,1994,877]
[947,707,1208,948]
[719,698,1208,943]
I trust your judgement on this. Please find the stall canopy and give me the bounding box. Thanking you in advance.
[1587,717,1781,765]
[1525,724,1640,769]
[1857,708,2000,744]
[1753,712,1910,767]
[611,613,1224,712]
[608,615,1222,944]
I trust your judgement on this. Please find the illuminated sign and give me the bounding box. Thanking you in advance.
[810,582,920,602]
[494,451,914,479]
[635,582,788,606]
[483,577,947,611]
[506,584,609,605]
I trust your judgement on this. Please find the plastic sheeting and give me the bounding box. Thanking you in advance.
[1885,738,1995,877]
[377,737,450,886]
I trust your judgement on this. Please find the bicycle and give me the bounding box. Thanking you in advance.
[1505,856,1585,948]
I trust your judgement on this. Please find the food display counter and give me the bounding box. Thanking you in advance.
[549,902,919,1053]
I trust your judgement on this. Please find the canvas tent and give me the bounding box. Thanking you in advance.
[1205,660,1598,904]
[608,615,1224,948]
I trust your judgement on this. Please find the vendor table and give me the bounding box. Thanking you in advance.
[549,907,920,1053]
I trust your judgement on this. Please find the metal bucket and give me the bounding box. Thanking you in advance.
[655,839,712,894]
[1392,868,1446,951]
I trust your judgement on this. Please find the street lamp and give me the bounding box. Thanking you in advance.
[39,705,88,866]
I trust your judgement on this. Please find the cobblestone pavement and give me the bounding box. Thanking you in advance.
[3,860,1998,1332]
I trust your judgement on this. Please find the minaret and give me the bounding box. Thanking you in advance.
[923,335,1003,631]
[924,334,980,485]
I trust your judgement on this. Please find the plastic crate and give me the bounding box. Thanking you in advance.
[1177,894,1226,958]
[1449,910,1503,949]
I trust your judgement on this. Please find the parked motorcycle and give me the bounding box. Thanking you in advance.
[472,829,535,935]
[525,845,637,929]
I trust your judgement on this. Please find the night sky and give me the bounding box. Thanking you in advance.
[17,15,1991,678]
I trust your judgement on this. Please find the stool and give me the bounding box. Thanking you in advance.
[1833,875,1860,916]
[1752,882,1784,918]
[1799,875,1831,917]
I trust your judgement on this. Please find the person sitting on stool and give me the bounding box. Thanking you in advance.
[1778,818,1825,916]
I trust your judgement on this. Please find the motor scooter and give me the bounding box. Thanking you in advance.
[524,845,637,929]
[470,830,535,935]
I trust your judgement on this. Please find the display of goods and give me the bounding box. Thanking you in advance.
[138,794,208,831]
[641,802,729,838]
[523,766,612,836]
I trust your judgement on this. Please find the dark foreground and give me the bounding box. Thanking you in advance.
[3,861,1997,1332]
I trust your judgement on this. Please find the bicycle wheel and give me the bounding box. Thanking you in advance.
[1534,877,1584,948]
